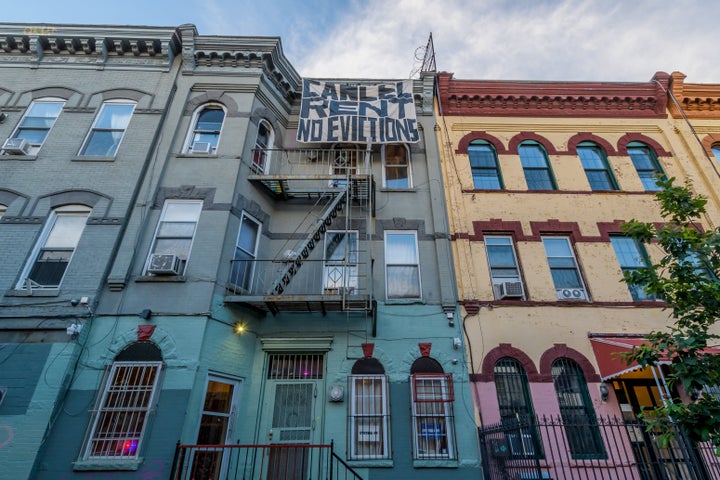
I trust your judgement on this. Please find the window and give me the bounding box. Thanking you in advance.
[80,101,135,156]
[18,205,90,289]
[382,144,412,188]
[494,358,541,459]
[349,374,391,460]
[410,357,456,460]
[8,98,64,154]
[186,104,225,154]
[80,342,162,462]
[627,142,664,191]
[145,200,203,276]
[324,231,358,294]
[552,358,605,459]
[330,144,359,188]
[610,236,654,301]
[385,231,421,299]
[542,237,587,301]
[468,140,502,189]
[577,142,618,191]
[252,119,274,173]
[0,204,6,219]
[712,145,720,163]
[519,141,556,190]
[485,236,524,299]
[230,212,261,291]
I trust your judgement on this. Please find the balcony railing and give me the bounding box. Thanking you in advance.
[170,442,363,480]
[478,414,720,480]
[225,259,372,314]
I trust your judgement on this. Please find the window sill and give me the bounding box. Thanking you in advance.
[135,275,187,283]
[74,458,143,471]
[72,156,115,162]
[413,458,458,468]
[379,188,416,192]
[176,153,219,158]
[0,153,37,161]
[6,288,60,297]
[347,459,393,468]
[385,298,424,305]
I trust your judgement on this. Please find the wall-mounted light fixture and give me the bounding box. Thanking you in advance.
[234,323,246,334]
[139,309,152,321]
[599,383,609,402]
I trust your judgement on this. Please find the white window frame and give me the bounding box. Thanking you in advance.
[79,100,136,157]
[384,230,421,299]
[348,375,391,460]
[17,204,91,289]
[8,98,65,154]
[541,236,588,301]
[0,204,6,219]
[81,361,163,461]
[381,144,412,188]
[485,235,525,299]
[410,373,456,460]
[323,230,358,294]
[183,103,226,154]
[252,119,274,173]
[230,212,262,292]
[144,200,203,276]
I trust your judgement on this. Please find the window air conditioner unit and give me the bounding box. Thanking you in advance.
[556,288,587,301]
[147,254,181,275]
[507,433,536,456]
[190,141,212,154]
[495,281,524,299]
[3,138,30,155]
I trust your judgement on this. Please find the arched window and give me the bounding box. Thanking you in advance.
[348,357,391,460]
[252,119,274,173]
[519,141,556,190]
[577,141,618,191]
[712,144,720,164]
[627,142,664,191]
[17,204,91,289]
[551,358,605,459]
[80,342,163,462]
[6,97,65,155]
[468,140,502,189]
[382,144,412,188]
[186,104,225,154]
[494,357,541,458]
[409,357,456,460]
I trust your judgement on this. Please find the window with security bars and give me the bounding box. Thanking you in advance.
[349,375,391,459]
[81,361,162,460]
[410,373,456,460]
[551,358,606,459]
[267,354,324,380]
[494,357,542,459]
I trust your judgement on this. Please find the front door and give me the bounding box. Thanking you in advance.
[260,353,325,480]
[190,375,242,479]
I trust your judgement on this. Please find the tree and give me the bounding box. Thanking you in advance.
[621,177,720,452]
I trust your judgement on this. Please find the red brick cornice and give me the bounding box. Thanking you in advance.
[437,71,669,118]
[477,343,541,382]
[508,132,559,155]
[669,71,720,119]
[538,344,601,383]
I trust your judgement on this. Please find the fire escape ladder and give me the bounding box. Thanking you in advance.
[269,189,348,295]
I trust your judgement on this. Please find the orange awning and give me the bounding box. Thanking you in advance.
[590,336,720,381]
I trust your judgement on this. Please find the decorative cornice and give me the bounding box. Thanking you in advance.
[437,71,670,118]
[669,71,720,119]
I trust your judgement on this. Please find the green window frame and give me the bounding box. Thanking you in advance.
[577,142,618,191]
[468,140,503,190]
[519,141,556,190]
[610,236,655,301]
[627,142,664,191]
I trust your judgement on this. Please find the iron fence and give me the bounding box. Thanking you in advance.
[170,441,363,480]
[478,414,720,480]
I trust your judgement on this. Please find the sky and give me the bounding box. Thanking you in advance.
[5,0,720,83]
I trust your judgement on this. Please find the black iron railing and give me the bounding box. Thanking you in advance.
[478,414,720,480]
[170,441,362,480]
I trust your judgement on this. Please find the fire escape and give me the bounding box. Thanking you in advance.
[225,147,375,320]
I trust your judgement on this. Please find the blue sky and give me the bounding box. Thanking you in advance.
[6,0,720,83]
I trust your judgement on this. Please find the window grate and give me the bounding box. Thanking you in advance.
[267,353,324,380]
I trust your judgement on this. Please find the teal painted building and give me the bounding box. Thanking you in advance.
[0,24,481,479]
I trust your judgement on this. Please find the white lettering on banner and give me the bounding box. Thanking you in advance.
[297,79,419,144]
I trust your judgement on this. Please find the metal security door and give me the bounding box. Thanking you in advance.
[262,353,324,480]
